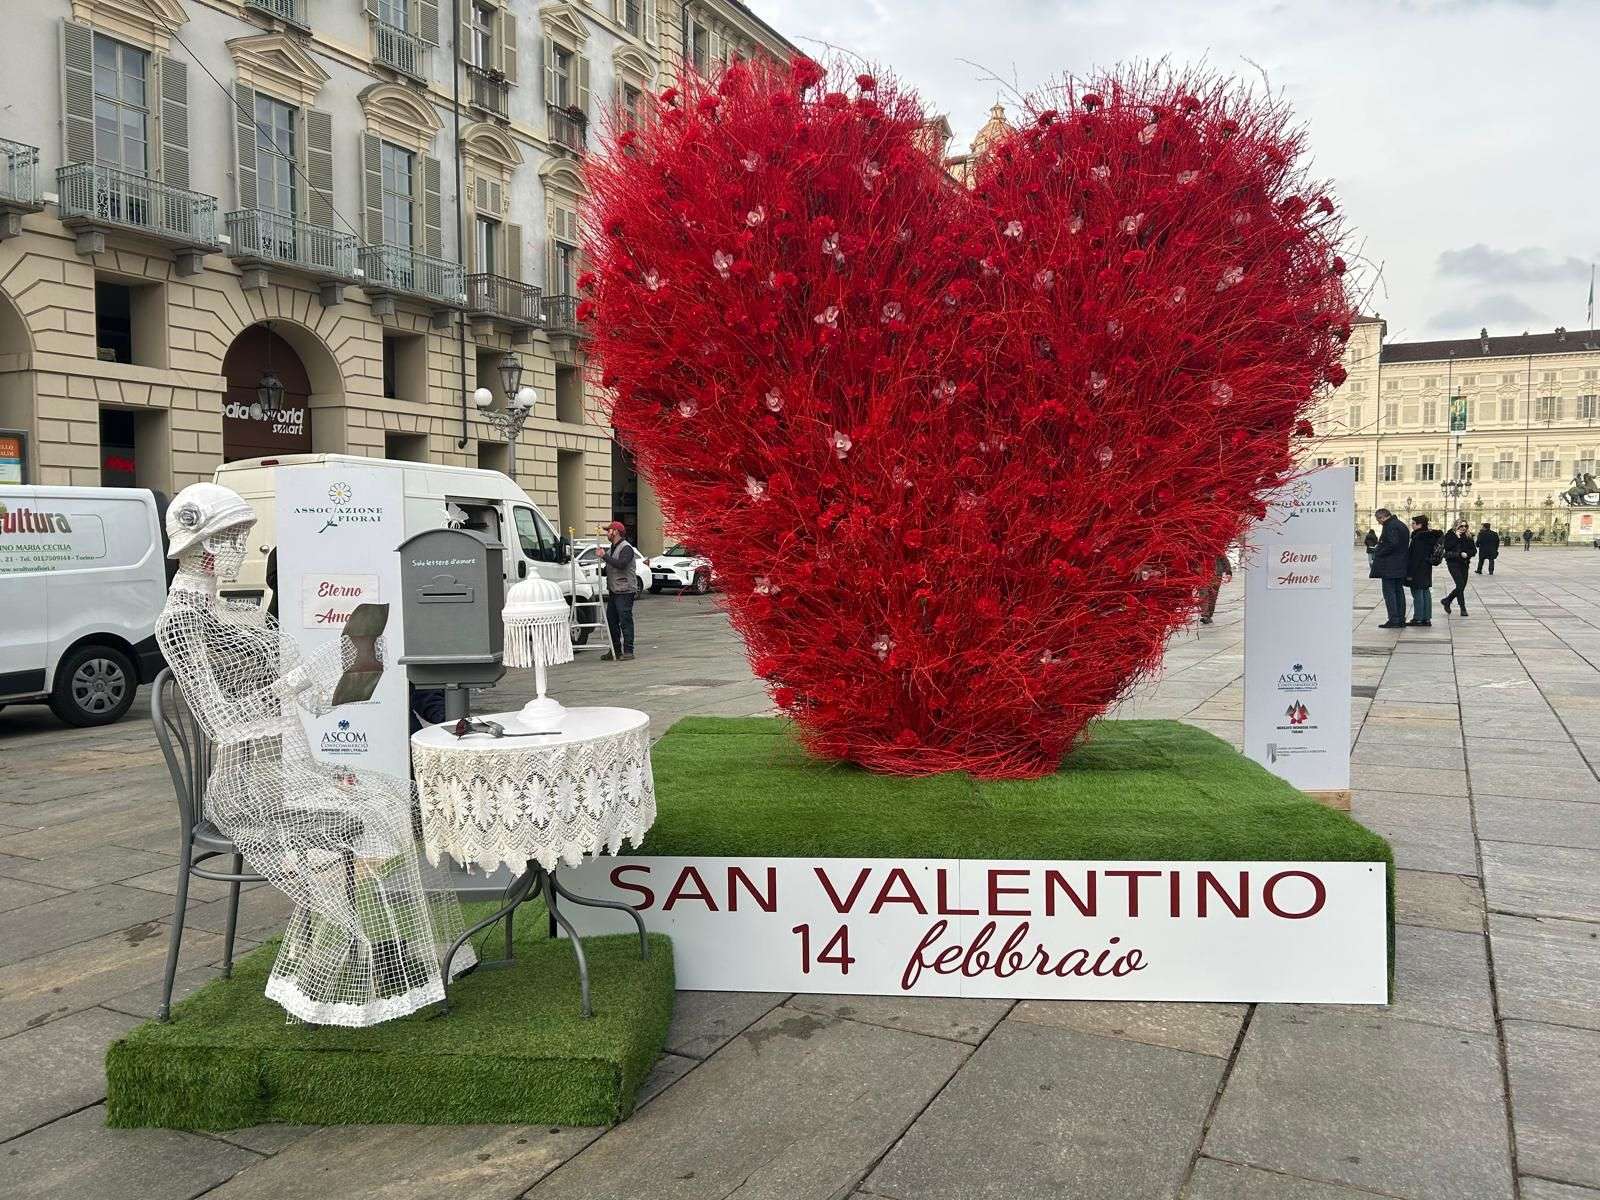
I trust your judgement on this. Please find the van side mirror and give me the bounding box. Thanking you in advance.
[557,534,572,564]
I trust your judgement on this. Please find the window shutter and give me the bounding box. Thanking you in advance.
[459,2,473,62]
[463,168,476,270]
[544,37,557,104]
[60,20,95,165]
[1557,397,1566,420]
[613,0,626,22]
[505,222,521,282]
[576,55,591,115]
[499,10,518,82]
[547,237,558,295]
[232,82,258,210]
[157,55,191,190]
[422,153,443,256]
[415,0,440,45]
[644,0,657,45]
[304,109,335,227]
[361,131,384,244]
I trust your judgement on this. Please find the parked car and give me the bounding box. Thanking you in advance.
[572,539,651,593]
[0,485,169,726]
[649,543,714,594]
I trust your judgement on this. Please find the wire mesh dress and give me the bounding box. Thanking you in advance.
[156,528,474,1027]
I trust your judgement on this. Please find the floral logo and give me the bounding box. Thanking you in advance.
[328,483,353,506]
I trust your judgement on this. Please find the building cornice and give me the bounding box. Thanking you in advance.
[227,33,331,107]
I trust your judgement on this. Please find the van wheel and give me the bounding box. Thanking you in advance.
[50,645,137,727]
[569,602,596,647]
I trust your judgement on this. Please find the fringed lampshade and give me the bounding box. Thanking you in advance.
[503,576,574,729]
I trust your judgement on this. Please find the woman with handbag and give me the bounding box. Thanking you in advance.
[1405,515,1443,627]
[1441,520,1475,617]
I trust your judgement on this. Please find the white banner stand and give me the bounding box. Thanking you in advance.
[1243,466,1355,808]
[275,465,410,777]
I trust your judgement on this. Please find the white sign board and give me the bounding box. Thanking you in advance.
[1243,468,1354,793]
[275,467,409,776]
[560,856,1388,1003]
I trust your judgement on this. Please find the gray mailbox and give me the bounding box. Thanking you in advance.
[398,529,506,704]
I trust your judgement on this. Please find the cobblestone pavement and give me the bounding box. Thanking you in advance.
[1,559,1596,1199]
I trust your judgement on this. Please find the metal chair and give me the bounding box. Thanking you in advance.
[152,667,264,1022]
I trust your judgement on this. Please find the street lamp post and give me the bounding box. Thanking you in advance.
[474,351,539,474]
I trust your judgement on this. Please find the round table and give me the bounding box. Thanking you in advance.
[411,706,656,1015]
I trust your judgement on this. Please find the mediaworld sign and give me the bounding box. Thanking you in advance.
[560,856,1388,1003]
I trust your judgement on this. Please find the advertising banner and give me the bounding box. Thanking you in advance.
[275,467,409,777]
[1243,467,1354,794]
[559,856,1388,1002]
[1568,510,1598,545]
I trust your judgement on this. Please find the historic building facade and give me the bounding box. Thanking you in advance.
[0,0,791,550]
[1305,319,1600,542]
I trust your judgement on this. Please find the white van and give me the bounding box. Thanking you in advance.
[212,454,603,636]
[0,485,168,726]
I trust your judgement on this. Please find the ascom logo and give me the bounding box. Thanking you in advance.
[1277,662,1318,693]
[320,718,368,756]
[0,504,73,535]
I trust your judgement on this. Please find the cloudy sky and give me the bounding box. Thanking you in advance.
[748,0,1600,345]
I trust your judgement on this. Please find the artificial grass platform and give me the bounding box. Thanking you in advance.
[641,717,1393,867]
[105,907,673,1131]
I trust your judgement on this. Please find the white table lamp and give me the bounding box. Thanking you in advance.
[502,576,574,730]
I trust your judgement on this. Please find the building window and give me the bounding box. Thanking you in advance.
[1423,376,1438,389]
[1580,395,1598,421]
[1423,400,1437,426]
[1348,380,1364,394]
[685,10,710,73]
[381,330,426,403]
[620,82,643,128]
[1346,404,1361,430]
[380,142,414,248]
[1385,379,1399,392]
[377,0,408,29]
[1314,457,1333,468]
[551,43,573,106]
[623,0,644,37]
[1500,396,1516,423]
[475,214,498,275]
[1535,395,1560,423]
[1382,457,1398,483]
[552,238,579,297]
[1501,372,1519,386]
[1585,369,1598,382]
[1461,375,1476,388]
[471,1,495,67]
[1535,451,1558,480]
[1345,455,1363,483]
[94,275,165,368]
[254,94,297,216]
[1384,402,1399,426]
[1541,370,1557,384]
[1458,460,1473,484]
[93,34,149,173]
[555,364,583,424]
[1419,459,1437,482]
[1578,453,1596,475]
[1493,453,1517,482]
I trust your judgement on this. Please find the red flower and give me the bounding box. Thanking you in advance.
[856,73,877,91]
[1122,249,1147,267]
[577,271,597,292]
[660,86,679,105]
[576,300,595,322]
[790,56,825,91]
[1331,256,1347,275]
[1295,419,1315,437]
[1326,363,1348,386]
[1316,196,1334,215]
[1081,93,1103,111]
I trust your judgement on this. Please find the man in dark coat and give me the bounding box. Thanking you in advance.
[1441,520,1475,617]
[1522,527,1534,551]
[1405,515,1442,627]
[1369,507,1410,629]
[1476,523,1500,574]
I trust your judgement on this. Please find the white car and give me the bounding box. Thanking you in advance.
[572,540,650,594]
[648,543,714,594]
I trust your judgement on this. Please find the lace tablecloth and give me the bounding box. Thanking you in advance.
[411,707,655,873]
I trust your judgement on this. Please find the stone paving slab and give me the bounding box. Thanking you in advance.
[0,845,176,892]
[1473,794,1600,850]
[1349,743,1465,770]
[1184,1157,1403,1198]
[787,993,1011,1045]
[866,1021,1222,1200]
[1503,1021,1600,1190]
[1393,870,1485,933]
[1467,766,1600,804]
[1331,924,1493,1033]
[199,1124,603,1200]
[526,1007,969,1200]
[1488,913,1600,1030]
[1007,998,1247,1058]
[0,876,66,913]
[0,1105,260,1200]
[663,990,788,1059]
[0,1005,140,1140]
[1521,1180,1600,1200]
[0,884,175,968]
[1345,811,1479,874]
[1205,1007,1513,1200]
[1479,841,1600,921]
[635,1051,697,1108]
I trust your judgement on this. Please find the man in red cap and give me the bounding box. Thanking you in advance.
[600,520,638,661]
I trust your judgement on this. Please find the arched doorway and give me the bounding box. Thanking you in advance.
[0,293,34,483]
[221,323,315,462]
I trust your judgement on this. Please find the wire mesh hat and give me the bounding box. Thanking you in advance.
[166,482,256,558]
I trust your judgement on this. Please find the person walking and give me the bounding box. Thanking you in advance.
[1441,519,1475,617]
[1198,552,1232,624]
[599,520,638,661]
[1405,515,1441,627]
[1522,527,1534,552]
[1363,528,1379,566]
[1476,522,1499,574]
[1370,507,1411,629]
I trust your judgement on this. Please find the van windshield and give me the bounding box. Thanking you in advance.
[514,505,560,562]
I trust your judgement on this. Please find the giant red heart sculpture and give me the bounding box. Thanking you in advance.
[582,58,1353,778]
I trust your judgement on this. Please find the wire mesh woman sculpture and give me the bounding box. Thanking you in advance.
[155,483,473,1026]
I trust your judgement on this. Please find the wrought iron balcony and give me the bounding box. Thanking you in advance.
[1,139,40,210]
[57,162,219,250]
[244,0,310,31]
[359,242,463,308]
[542,294,583,337]
[548,105,587,154]
[466,273,542,326]
[466,64,510,118]
[227,209,358,279]
[373,18,429,81]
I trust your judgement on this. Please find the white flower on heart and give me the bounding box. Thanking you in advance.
[872,634,893,661]
[1139,122,1158,145]
[957,492,982,511]
[896,226,913,243]
[1091,164,1111,181]
[1034,268,1055,288]
[1168,285,1187,306]
[1003,219,1023,238]
[881,301,903,323]
[677,397,698,418]
[745,475,767,500]
[831,429,852,458]
[861,160,882,190]
[1215,265,1245,292]
[713,250,733,279]
[642,269,664,291]
[814,305,840,328]
[821,232,840,256]
[1089,371,1108,393]
[746,206,766,227]
[1039,648,1058,664]
[742,152,761,172]
[1209,381,1235,406]
[1121,212,1145,236]
[936,379,957,400]
[1095,445,1114,465]
[1232,210,1252,227]
[763,389,783,412]
[753,575,775,595]
[1069,215,1084,234]
[1176,169,1199,185]
[980,256,999,276]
